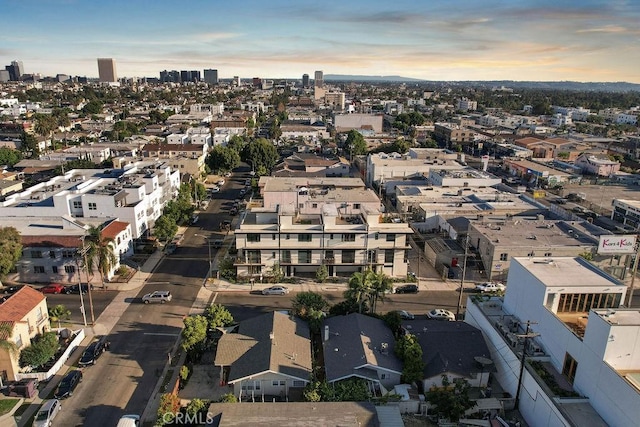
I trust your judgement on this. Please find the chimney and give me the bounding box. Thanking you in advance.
[324,325,329,342]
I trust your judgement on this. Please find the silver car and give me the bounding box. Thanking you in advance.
[261,286,289,295]
[142,291,172,304]
[33,399,61,427]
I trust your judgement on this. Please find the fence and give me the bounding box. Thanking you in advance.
[16,328,85,382]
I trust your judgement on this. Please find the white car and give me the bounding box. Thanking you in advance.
[210,186,220,193]
[394,310,415,320]
[475,282,506,293]
[142,291,172,304]
[261,286,289,295]
[427,309,455,321]
[33,399,61,427]
[216,179,225,186]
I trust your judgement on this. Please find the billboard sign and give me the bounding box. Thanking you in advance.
[598,235,637,254]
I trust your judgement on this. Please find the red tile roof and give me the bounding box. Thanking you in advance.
[0,286,45,322]
[21,235,82,248]
[101,221,129,240]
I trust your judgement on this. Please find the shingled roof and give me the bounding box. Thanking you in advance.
[214,312,312,383]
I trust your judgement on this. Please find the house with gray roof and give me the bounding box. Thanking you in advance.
[403,319,494,390]
[214,312,312,400]
[322,313,403,394]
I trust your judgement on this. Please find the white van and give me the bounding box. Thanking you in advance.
[116,414,140,427]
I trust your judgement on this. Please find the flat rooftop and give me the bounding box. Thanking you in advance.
[593,308,640,326]
[514,257,623,289]
[472,219,603,247]
[260,177,365,192]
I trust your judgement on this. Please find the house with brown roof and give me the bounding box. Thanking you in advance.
[214,312,312,400]
[0,286,50,381]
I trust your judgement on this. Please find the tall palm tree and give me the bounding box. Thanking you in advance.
[369,271,393,314]
[0,321,17,388]
[345,270,375,314]
[84,226,117,288]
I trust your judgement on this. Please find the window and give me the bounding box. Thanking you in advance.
[15,335,22,349]
[65,265,76,273]
[36,307,43,323]
[272,234,276,240]
[247,250,261,263]
[312,203,318,208]
[354,203,360,209]
[52,266,58,274]
[272,252,276,258]
[31,250,43,259]
[62,250,75,258]
[286,234,290,240]
[325,250,334,260]
[499,253,508,261]
[293,380,305,387]
[299,203,303,209]
[386,234,396,242]
[298,250,312,263]
[282,250,291,263]
[88,202,97,210]
[280,380,286,386]
[375,232,379,240]
[544,252,552,257]
[385,249,394,263]
[72,201,82,209]
[272,380,279,386]
[247,234,261,243]
[48,251,55,258]
[248,265,262,275]
[562,353,578,384]
[380,373,387,379]
[298,234,312,242]
[342,250,355,263]
[33,266,45,274]
[342,234,355,242]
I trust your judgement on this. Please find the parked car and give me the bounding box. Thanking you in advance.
[117,414,141,427]
[33,399,61,427]
[427,309,456,321]
[40,283,65,294]
[261,286,289,295]
[475,282,506,293]
[210,185,220,193]
[79,336,110,366]
[62,284,93,295]
[216,179,225,186]
[224,172,232,178]
[212,239,224,248]
[2,284,25,294]
[394,310,415,320]
[395,284,419,294]
[189,214,199,225]
[54,369,83,399]
[142,290,172,304]
[164,243,177,255]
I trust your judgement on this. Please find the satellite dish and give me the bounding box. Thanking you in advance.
[474,356,493,367]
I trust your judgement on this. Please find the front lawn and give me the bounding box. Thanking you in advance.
[0,398,21,416]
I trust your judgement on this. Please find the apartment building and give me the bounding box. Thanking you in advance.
[433,123,477,148]
[465,257,634,427]
[0,163,180,238]
[140,143,208,180]
[0,286,50,381]
[366,150,463,187]
[574,153,620,176]
[333,113,383,133]
[611,199,640,231]
[235,203,411,279]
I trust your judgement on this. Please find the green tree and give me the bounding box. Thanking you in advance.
[181,315,208,352]
[219,393,238,403]
[0,323,18,357]
[157,393,181,426]
[368,271,392,313]
[344,130,368,156]
[185,398,207,417]
[395,333,425,384]
[0,147,23,167]
[344,270,374,314]
[82,100,103,115]
[291,292,329,319]
[0,227,22,285]
[241,138,278,174]
[49,304,71,329]
[425,375,475,422]
[19,332,59,368]
[381,311,403,338]
[269,261,284,283]
[20,131,39,157]
[203,304,234,329]
[84,226,117,287]
[315,265,328,283]
[206,145,240,174]
[153,215,178,242]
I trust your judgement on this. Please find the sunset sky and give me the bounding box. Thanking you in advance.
[1,0,639,82]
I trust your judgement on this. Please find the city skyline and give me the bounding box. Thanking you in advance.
[1,0,639,83]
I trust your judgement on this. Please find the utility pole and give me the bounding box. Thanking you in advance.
[456,232,470,319]
[79,236,95,326]
[515,321,540,408]
[74,257,87,327]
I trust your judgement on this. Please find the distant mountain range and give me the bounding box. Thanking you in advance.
[323,75,640,92]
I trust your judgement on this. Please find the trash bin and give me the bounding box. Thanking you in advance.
[8,378,38,398]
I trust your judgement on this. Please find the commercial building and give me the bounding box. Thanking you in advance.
[314,70,323,88]
[203,69,219,84]
[366,149,462,187]
[465,257,634,427]
[302,73,309,88]
[611,199,640,231]
[334,113,383,134]
[97,58,117,83]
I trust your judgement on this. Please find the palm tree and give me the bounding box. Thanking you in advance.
[0,321,17,388]
[84,226,117,288]
[344,270,375,314]
[369,271,393,314]
[49,304,71,329]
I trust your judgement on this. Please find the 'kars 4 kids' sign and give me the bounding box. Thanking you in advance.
[598,235,637,254]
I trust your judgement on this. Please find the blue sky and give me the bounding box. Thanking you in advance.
[1,0,639,82]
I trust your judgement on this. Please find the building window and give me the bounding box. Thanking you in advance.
[248,265,262,275]
[342,250,355,263]
[272,380,279,386]
[31,250,43,258]
[312,203,318,208]
[286,234,290,240]
[386,234,396,242]
[544,252,552,257]
[380,373,387,379]
[272,234,276,240]
[49,251,56,258]
[65,265,76,273]
[562,353,578,384]
[88,202,97,210]
[342,234,355,242]
[72,201,82,209]
[282,250,291,263]
[499,253,508,261]
[298,234,312,242]
[293,380,305,387]
[15,335,23,349]
[247,234,261,243]
[33,266,45,274]
[354,203,360,209]
[52,266,58,274]
[375,232,379,240]
[62,250,75,258]
[299,203,303,209]
[272,252,276,258]
[247,250,261,263]
[385,249,394,263]
[298,250,312,263]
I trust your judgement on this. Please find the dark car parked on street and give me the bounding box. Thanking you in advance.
[54,369,82,398]
[79,336,110,366]
[395,284,419,294]
[62,284,93,295]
